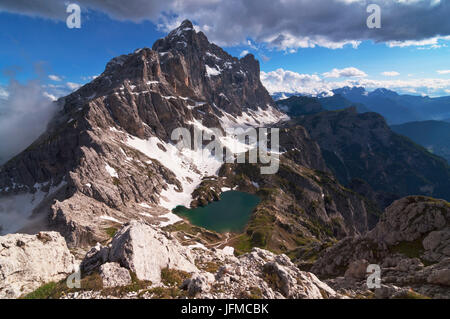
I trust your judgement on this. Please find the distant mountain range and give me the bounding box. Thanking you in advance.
[273,86,450,125]
[391,120,450,164]
[292,107,450,208]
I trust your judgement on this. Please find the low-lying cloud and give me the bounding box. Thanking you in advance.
[0,79,58,164]
[261,68,450,97]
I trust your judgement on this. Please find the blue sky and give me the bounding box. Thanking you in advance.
[1,1,450,99]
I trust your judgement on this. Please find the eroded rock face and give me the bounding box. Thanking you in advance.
[311,196,450,298]
[81,220,198,283]
[0,231,75,298]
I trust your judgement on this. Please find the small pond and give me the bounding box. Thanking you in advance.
[173,191,261,233]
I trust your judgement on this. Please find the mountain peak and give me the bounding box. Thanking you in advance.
[369,88,398,98]
[179,19,194,29]
[166,19,196,40]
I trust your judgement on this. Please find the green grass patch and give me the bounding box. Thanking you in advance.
[105,227,118,238]
[160,267,190,287]
[390,238,424,259]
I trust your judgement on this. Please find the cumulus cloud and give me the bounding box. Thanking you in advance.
[239,50,249,57]
[0,79,58,164]
[387,35,450,47]
[261,68,450,97]
[48,74,62,81]
[323,67,367,78]
[382,71,400,76]
[81,75,99,81]
[261,69,334,96]
[0,87,8,100]
[66,82,82,90]
[1,0,449,51]
[437,70,450,74]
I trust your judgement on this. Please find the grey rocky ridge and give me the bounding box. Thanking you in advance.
[0,20,449,299]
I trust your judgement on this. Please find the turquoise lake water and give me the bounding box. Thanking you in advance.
[172,191,261,233]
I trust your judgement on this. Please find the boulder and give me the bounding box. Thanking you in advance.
[81,220,198,284]
[0,231,75,298]
[99,262,132,288]
[181,272,215,296]
[344,259,369,280]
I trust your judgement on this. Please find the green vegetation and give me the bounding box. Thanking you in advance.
[23,272,151,299]
[160,267,190,287]
[142,286,186,299]
[105,227,118,238]
[393,290,431,300]
[390,238,424,259]
[22,282,60,299]
[112,177,121,186]
[196,261,221,274]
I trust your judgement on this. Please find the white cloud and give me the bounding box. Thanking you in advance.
[0,87,9,100]
[239,50,249,57]
[43,92,57,101]
[260,68,450,97]
[66,82,82,90]
[387,36,450,48]
[81,75,99,81]
[3,0,448,52]
[437,70,450,74]
[382,71,400,77]
[48,74,62,81]
[264,33,360,52]
[0,80,58,164]
[322,67,367,78]
[261,68,334,96]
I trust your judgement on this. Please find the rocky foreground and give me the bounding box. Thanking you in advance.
[311,196,450,298]
[0,220,340,299]
[1,196,448,299]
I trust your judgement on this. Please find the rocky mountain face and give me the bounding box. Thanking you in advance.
[0,20,375,254]
[0,20,284,246]
[311,196,450,298]
[295,107,450,209]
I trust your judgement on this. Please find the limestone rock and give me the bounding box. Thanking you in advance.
[0,231,75,298]
[312,196,450,298]
[81,220,198,284]
[99,262,132,288]
[181,272,215,296]
[185,247,339,299]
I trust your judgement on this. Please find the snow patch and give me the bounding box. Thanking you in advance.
[105,164,118,178]
[205,65,222,77]
[100,215,121,223]
[127,135,222,210]
[158,212,182,227]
